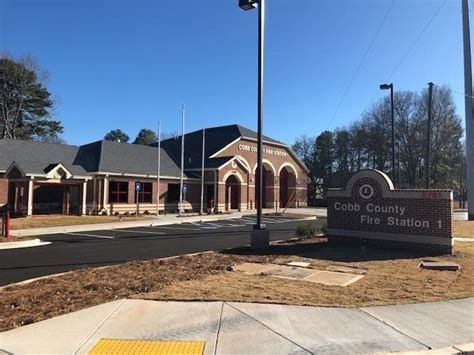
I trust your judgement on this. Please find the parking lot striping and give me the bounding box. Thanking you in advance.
[112,229,166,235]
[154,225,202,231]
[66,232,115,240]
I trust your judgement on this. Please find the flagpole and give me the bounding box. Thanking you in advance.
[179,105,185,215]
[200,128,206,215]
[156,120,161,217]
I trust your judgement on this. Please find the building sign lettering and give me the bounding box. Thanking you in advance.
[238,144,288,157]
[326,170,453,253]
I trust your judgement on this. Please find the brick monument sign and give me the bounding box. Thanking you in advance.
[327,170,453,254]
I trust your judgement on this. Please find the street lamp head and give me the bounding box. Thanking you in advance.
[380,83,393,90]
[239,0,258,10]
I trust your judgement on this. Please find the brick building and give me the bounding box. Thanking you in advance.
[0,124,308,217]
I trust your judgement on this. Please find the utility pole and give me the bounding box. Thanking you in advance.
[426,82,434,189]
[462,0,474,220]
[200,128,206,215]
[179,105,185,215]
[156,121,161,217]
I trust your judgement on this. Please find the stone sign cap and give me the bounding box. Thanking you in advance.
[327,169,452,200]
[326,169,453,254]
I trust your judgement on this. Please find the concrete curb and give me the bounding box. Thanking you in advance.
[376,342,474,354]
[0,238,51,250]
[9,213,318,237]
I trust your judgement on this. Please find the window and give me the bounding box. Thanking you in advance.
[135,182,152,203]
[109,181,128,203]
[167,183,180,203]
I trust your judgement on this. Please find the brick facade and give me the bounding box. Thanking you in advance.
[327,170,453,254]
[0,177,8,205]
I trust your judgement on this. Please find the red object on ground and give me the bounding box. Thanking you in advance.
[4,210,10,239]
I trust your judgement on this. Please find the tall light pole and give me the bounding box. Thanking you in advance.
[462,0,474,220]
[239,0,270,248]
[179,104,185,215]
[380,83,395,183]
[156,121,161,217]
[426,82,434,189]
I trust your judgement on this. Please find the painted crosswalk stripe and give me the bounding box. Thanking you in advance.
[66,232,115,240]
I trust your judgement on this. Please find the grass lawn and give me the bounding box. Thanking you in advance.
[454,220,474,238]
[1,237,472,332]
[9,215,151,230]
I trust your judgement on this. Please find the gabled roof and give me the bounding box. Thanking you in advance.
[95,140,182,177]
[159,124,308,173]
[0,139,89,177]
[0,139,184,179]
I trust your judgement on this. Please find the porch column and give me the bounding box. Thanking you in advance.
[82,181,87,215]
[103,175,109,215]
[27,179,33,217]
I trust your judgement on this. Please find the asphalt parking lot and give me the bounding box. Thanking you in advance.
[0,216,309,286]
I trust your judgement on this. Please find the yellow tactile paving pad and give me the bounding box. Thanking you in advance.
[88,339,205,355]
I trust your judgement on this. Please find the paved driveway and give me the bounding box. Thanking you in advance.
[0,216,307,286]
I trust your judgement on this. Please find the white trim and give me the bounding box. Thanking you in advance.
[45,163,73,179]
[252,159,276,176]
[96,171,200,181]
[222,170,244,184]
[234,155,251,172]
[209,137,241,158]
[217,156,250,173]
[278,162,299,178]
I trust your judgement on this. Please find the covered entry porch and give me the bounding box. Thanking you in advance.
[6,162,90,217]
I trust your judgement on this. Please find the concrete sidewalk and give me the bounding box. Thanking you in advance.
[9,208,326,238]
[1,298,472,354]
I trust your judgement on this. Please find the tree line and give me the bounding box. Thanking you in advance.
[293,86,466,206]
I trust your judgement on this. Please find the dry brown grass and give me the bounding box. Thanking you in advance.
[1,236,473,333]
[0,252,272,332]
[142,240,474,308]
[454,220,474,238]
[9,215,148,230]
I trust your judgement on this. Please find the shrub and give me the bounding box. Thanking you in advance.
[296,222,317,238]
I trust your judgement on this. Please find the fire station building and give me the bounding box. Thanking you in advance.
[0,124,308,217]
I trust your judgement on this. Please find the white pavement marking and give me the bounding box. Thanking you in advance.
[66,232,115,240]
[154,225,201,231]
[112,229,165,235]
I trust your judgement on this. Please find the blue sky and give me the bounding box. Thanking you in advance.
[0,0,466,146]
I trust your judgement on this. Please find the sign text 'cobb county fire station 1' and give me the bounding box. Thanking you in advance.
[326,170,453,253]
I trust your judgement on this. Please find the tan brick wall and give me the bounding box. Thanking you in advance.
[0,178,8,205]
[215,138,308,209]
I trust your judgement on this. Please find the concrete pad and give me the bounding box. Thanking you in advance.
[232,263,277,274]
[287,261,311,268]
[216,303,309,354]
[0,299,125,354]
[325,265,367,275]
[361,298,474,349]
[419,261,460,271]
[228,302,425,354]
[304,271,364,286]
[264,265,316,280]
[76,300,222,355]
